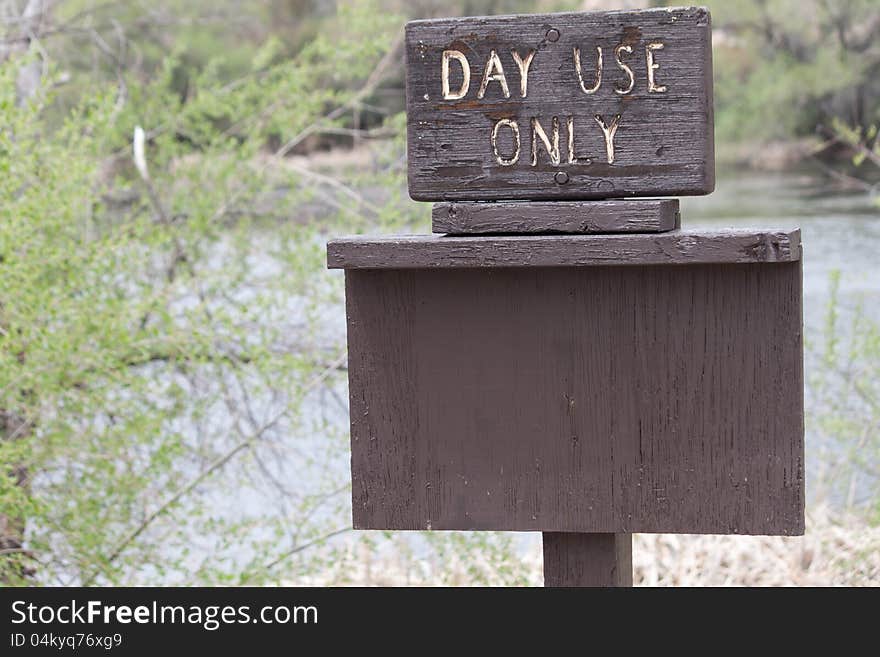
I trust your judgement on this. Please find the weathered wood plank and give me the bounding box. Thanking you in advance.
[344,261,805,534]
[405,7,714,201]
[432,199,679,234]
[327,229,801,269]
[543,533,633,587]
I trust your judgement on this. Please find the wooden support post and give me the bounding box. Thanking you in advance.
[542,533,633,587]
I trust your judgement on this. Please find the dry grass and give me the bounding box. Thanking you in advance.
[306,506,880,586]
[633,506,880,586]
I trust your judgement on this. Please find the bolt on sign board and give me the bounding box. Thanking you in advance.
[405,7,714,201]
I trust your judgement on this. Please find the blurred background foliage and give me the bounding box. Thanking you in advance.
[21,0,880,171]
[1,0,878,586]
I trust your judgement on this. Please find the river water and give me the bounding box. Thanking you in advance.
[682,168,880,303]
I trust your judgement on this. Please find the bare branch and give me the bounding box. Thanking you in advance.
[262,526,351,572]
[209,28,405,224]
[81,351,347,585]
[275,29,404,159]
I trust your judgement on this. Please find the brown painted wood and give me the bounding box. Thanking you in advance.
[327,229,801,269]
[405,7,714,201]
[543,533,633,587]
[432,199,679,234]
[342,260,804,535]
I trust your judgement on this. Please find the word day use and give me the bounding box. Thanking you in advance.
[440,41,669,101]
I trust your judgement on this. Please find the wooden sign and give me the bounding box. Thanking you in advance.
[330,5,803,587]
[329,229,804,536]
[405,7,714,201]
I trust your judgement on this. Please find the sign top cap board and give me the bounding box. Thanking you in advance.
[405,6,714,201]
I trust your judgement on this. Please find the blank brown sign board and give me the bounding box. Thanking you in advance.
[405,7,714,201]
[329,230,804,536]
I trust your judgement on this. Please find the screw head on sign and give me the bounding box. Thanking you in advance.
[554,171,569,185]
[546,28,560,42]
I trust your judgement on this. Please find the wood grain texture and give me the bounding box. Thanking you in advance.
[432,199,679,234]
[406,7,714,201]
[543,533,632,587]
[327,229,801,269]
[343,262,804,534]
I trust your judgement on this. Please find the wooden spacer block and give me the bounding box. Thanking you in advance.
[432,199,680,235]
